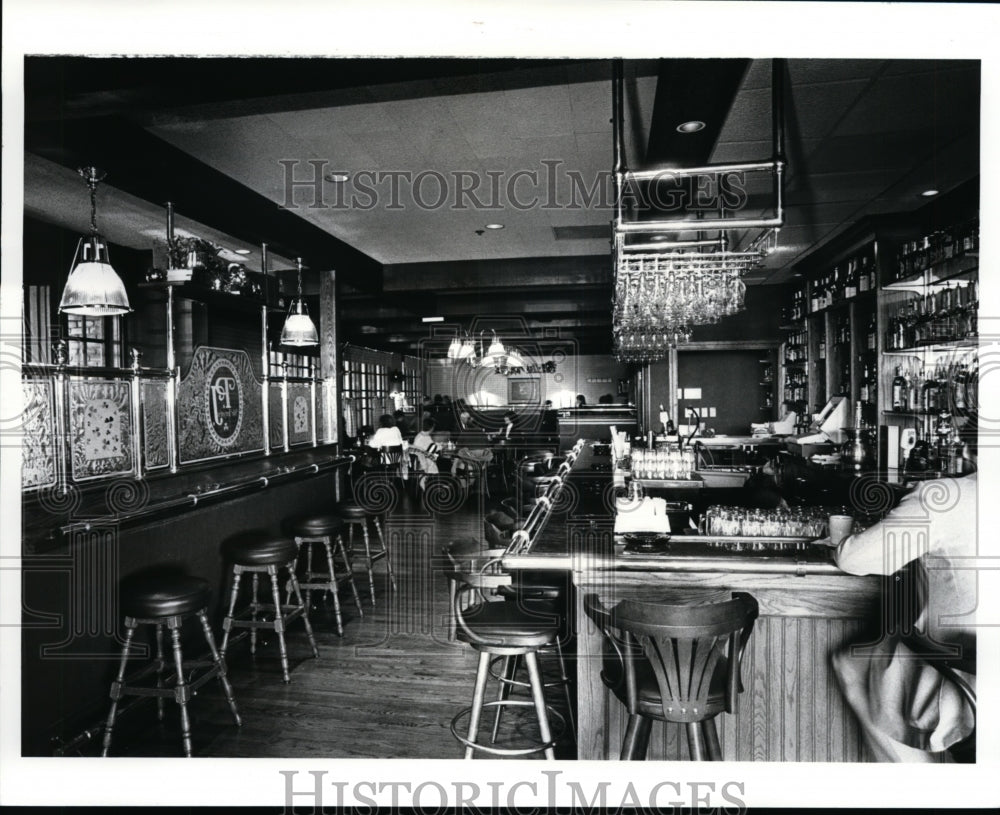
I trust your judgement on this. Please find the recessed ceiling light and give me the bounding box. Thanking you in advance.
[484,223,505,230]
[359,325,377,334]
[421,316,444,323]
[325,172,349,183]
[234,248,251,255]
[651,235,670,242]
[920,189,939,197]
[676,120,705,134]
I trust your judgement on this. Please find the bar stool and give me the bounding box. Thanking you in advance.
[584,592,758,760]
[335,501,397,607]
[220,532,319,683]
[101,573,241,757]
[446,555,568,759]
[285,514,364,636]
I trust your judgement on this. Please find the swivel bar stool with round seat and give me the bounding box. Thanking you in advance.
[446,552,567,760]
[219,532,319,684]
[584,591,758,760]
[335,500,397,607]
[101,573,241,757]
[284,513,364,636]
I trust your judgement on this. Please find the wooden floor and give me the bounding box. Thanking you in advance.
[102,483,577,759]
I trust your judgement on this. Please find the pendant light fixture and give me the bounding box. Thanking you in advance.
[280,257,319,347]
[483,330,507,368]
[58,166,132,316]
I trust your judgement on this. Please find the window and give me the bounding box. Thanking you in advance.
[64,314,123,367]
[341,358,386,431]
[402,358,421,409]
[269,348,315,378]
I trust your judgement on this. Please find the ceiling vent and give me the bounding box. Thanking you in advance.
[553,225,611,241]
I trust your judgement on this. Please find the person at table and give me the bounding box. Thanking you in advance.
[575,394,587,408]
[830,427,977,762]
[409,415,440,488]
[368,413,406,450]
[751,400,798,436]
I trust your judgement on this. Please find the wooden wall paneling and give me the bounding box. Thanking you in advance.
[781,616,798,761]
[750,613,769,760]
[797,617,815,761]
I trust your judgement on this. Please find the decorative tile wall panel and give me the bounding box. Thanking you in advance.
[287,382,313,446]
[177,347,263,464]
[69,378,134,481]
[140,380,169,470]
[21,379,56,489]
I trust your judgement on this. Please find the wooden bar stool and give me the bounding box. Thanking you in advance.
[220,532,319,683]
[585,592,758,761]
[335,501,397,607]
[285,514,364,636]
[101,574,240,757]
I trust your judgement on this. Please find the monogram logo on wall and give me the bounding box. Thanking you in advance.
[205,358,244,447]
[178,347,262,464]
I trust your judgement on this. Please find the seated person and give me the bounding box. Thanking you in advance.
[751,400,798,436]
[367,413,406,454]
[831,429,977,762]
[409,415,440,488]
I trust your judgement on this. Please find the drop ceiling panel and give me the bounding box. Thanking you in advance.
[832,68,979,137]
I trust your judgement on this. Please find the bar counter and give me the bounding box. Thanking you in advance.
[504,442,882,761]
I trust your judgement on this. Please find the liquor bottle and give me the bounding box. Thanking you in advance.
[953,362,969,413]
[892,365,907,410]
[810,281,820,313]
[845,259,858,299]
[921,365,938,414]
[866,311,877,350]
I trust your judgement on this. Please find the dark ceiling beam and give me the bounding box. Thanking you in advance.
[381,255,612,293]
[26,57,655,124]
[644,58,751,167]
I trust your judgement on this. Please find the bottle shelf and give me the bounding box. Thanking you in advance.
[883,253,978,292]
[882,338,978,357]
[804,289,876,318]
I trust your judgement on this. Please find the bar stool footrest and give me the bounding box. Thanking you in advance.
[487,654,572,692]
[450,701,565,757]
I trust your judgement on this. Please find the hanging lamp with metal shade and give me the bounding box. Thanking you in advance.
[280,257,319,347]
[58,166,132,316]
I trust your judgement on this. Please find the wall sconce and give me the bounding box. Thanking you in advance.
[58,166,132,316]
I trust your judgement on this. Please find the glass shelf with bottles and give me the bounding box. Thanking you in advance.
[883,279,978,354]
[885,218,978,291]
[805,243,877,316]
[779,283,808,329]
[782,328,809,364]
[887,351,978,417]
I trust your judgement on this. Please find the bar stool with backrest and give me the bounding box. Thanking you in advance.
[584,592,758,760]
[445,551,567,760]
[101,573,241,757]
[220,531,319,683]
[377,444,405,483]
[284,513,364,636]
[335,500,397,607]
